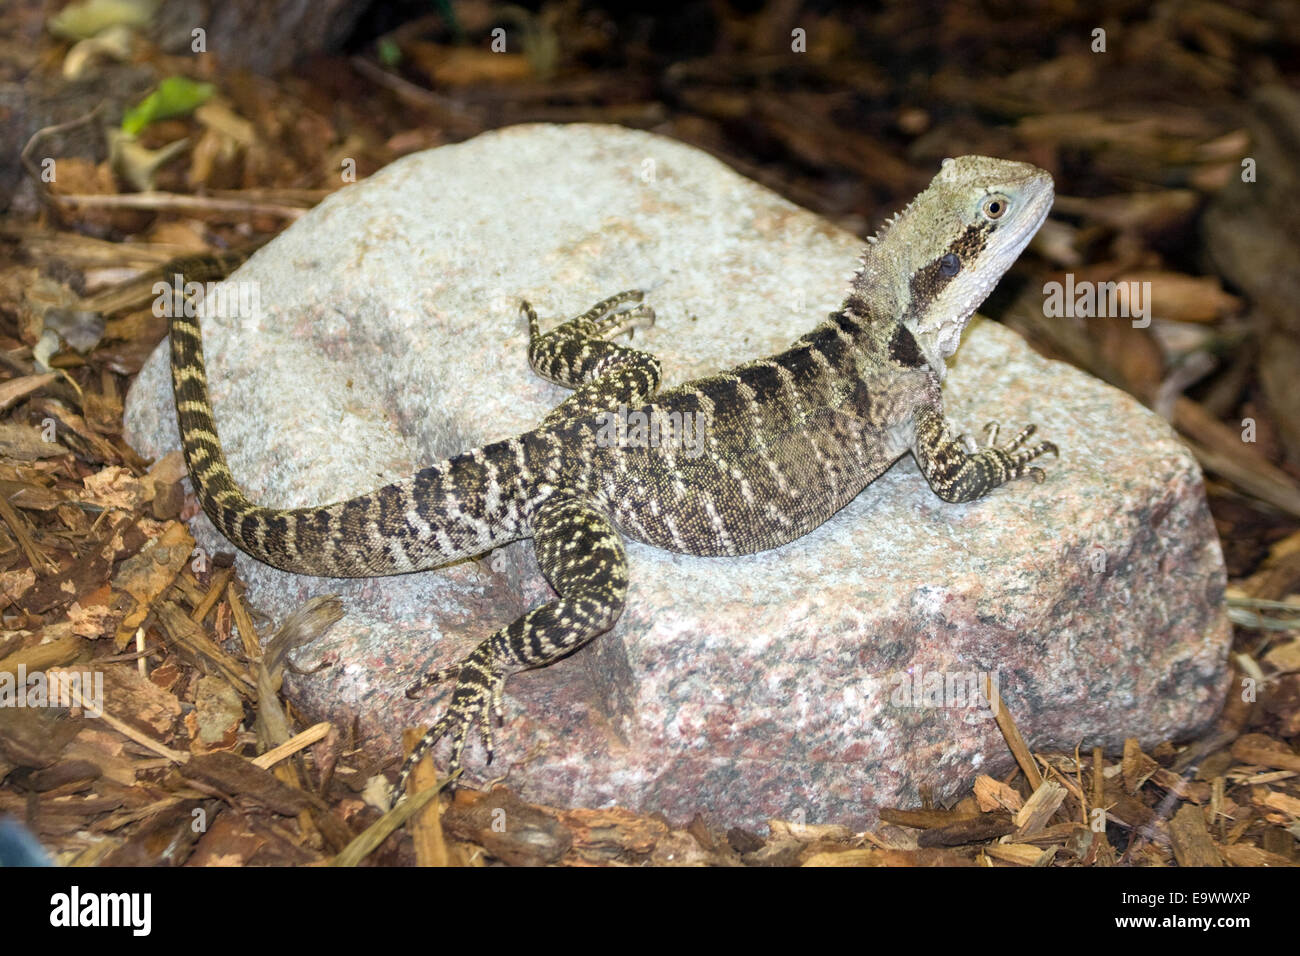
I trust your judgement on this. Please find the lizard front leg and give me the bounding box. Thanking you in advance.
[391,495,628,805]
[526,290,655,384]
[912,404,1058,503]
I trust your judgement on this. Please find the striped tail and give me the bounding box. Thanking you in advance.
[168,304,534,578]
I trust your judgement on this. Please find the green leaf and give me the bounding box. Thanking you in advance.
[377,38,402,68]
[121,76,215,136]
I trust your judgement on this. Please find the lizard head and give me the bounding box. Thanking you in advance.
[851,155,1054,378]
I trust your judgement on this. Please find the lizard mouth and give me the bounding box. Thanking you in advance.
[1018,176,1056,241]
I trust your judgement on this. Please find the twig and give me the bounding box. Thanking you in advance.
[50,191,310,219]
[350,56,482,133]
[52,670,189,763]
[985,674,1043,789]
[19,103,106,212]
[0,492,57,574]
[329,774,456,867]
[251,721,332,770]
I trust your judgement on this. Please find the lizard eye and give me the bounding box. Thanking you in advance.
[982,195,1009,220]
[939,253,960,277]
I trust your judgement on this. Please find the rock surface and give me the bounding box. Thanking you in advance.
[124,124,1231,829]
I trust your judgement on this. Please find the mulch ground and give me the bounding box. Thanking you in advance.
[1,0,1298,866]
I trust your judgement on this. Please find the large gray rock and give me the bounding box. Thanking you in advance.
[125,124,1231,829]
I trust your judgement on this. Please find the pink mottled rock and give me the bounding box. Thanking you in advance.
[124,124,1230,829]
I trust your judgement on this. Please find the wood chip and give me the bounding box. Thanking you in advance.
[250,721,332,770]
[917,811,1015,847]
[225,579,262,661]
[974,773,1025,812]
[1264,638,1300,675]
[1168,803,1223,866]
[111,520,194,647]
[1122,737,1160,793]
[1217,843,1298,867]
[401,726,452,866]
[97,664,181,736]
[153,601,256,695]
[1252,785,1300,821]
[879,806,981,829]
[801,847,975,867]
[178,751,314,816]
[440,788,573,866]
[1149,767,1212,803]
[0,488,57,573]
[1232,735,1300,773]
[185,673,244,753]
[984,842,1050,866]
[0,372,58,412]
[1013,780,1068,837]
[188,565,234,624]
[0,422,67,460]
[0,630,85,678]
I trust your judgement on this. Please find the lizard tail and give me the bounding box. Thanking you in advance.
[169,301,532,578]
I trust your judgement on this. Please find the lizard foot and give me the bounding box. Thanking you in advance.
[525,290,660,390]
[982,421,1058,482]
[589,300,655,341]
[567,289,656,340]
[390,638,507,807]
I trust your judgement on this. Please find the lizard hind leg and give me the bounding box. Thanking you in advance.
[390,495,628,806]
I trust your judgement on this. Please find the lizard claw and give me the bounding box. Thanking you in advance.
[390,639,508,807]
[988,421,1040,452]
[976,422,1057,487]
[594,301,655,341]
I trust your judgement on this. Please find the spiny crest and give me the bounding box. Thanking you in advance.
[861,197,918,249]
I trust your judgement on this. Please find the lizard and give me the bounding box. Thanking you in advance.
[165,154,1057,807]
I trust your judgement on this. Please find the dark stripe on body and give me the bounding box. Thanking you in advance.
[888,324,925,367]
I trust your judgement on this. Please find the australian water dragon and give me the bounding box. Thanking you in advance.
[166,155,1057,805]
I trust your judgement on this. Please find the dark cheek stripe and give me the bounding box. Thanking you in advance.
[904,223,991,327]
[949,221,990,260]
